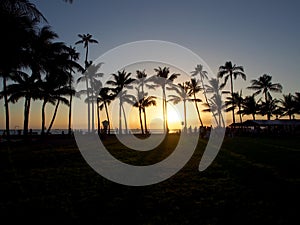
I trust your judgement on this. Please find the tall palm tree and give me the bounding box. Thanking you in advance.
[98,87,114,134]
[107,70,136,134]
[132,89,146,134]
[259,98,279,120]
[239,95,260,120]
[0,7,37,137]
[7,71,41,135]
[75,33,98,132]
[75,33,98,68]
[152,66,179,133]
[186,78,203,127]
[247,74,283,104]
[141,96,156,134]
[218,61,246,124]
[203,78,226,127]
[279,93,295,120]
[191,64,209,111]
[225,91,244,123]
[294,92,300,115]
[66,46,81,135]
[168,82,190,132]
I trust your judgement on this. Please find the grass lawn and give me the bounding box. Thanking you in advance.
[0,135,299,225]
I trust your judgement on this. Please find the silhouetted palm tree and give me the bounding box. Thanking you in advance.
[98,87,114,134]
[168,82,190,132]
[247,74,283,104]
[225,91,244,123]
[218,61,246,124]
[279,93,295,120]
[203,78,226,126]
[294,92,300,115]
[191,64,209,111]
[239,95,260,120]
[141,96,156,134]
[75,33,98,132]
[75,33,98,68]
[0,8,37,137]
[152,67,179,133]
[7,71,41,135]
[132,89,146,134]
[186,78,203,127]
[259,98,279,120]
[107,70,135,134]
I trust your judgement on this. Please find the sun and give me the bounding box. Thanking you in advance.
[167,106,182,124]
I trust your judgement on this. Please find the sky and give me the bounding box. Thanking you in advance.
[1,0,300,130]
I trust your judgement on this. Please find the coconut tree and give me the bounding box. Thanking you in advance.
[66,46,81,135]
[239,95,260,120]
[203,78,227,127]
[107,70,136,134]
[225,91,244,124]
[247,74,283,104]
[294,92,300,115]
[152,67,179,133]
[75,33,98,133]
[191,65,210,111]
[132,89,146,134]
[259,98,280,120]
[186,78,203,127]
[0,7,38,137]
[6,71,41,135]
[279,93,295,120]
[168,82,190,132]
[218,61,246,124]
[98,87,114,134]
[141,96,156,134]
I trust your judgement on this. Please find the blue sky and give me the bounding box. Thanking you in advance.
[31,0,299,93]
[1,0,300,129]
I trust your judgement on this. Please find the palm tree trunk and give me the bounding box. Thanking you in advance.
[139,107,144,134]
[122,104,128,134]
[104,102,110,134]
[143,108,148,134]
[41,100,47,135]
[194,93,203,127]
[68,80,73,135]
[119,99,122,134]
[252,114,256,120]
[230,73,235,124]
[85,77,90,133]
[184,100,187,132]
[47,100,60,134]
[90,82,95,133]
[23,97,31,136]
[3,77,10,138]
[85,44,89,67]
[162,88,166,132]
[97,101,100,135]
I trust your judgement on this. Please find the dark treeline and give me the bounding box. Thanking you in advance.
[1,1,300,139]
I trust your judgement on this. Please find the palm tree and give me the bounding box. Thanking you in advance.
[98,87,114,134]
[218,61,246,124]
[152,66,179,133]
[186,78,203,127]
[247,74,283,104]
[66,46,81,135]
[203,78,226,127]
[141,96,156,134]
[132,89,145,134]
[107,70,136,134]
[7,71,41,135]
[239,95,260,120]
[191,64,209,110]
[259,98,279,120]
[294,92,300,115]
[279,93,295,120]
[75,33,98,132]
[168,82,190,132]
[225,91,244,123]
[0,7,37,137]
[75,33,98,68]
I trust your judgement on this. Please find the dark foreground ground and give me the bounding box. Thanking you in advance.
[0,134,299,225]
